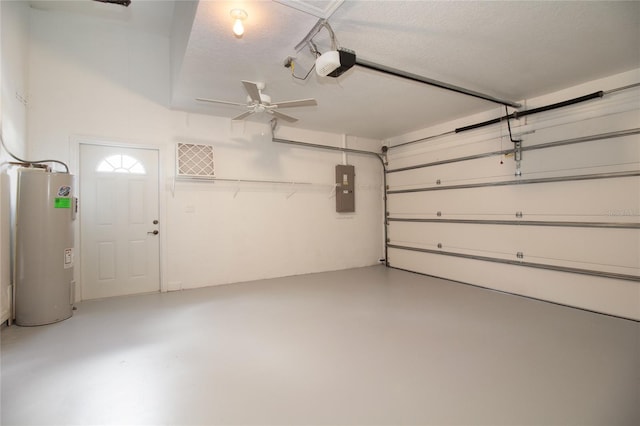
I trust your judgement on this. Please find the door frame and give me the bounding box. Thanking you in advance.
[70,136,167,301]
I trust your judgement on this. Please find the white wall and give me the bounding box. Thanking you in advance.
[0,0,30,323]
[166,121,383,289]
[385,69,640,320]
[27,9,384,298]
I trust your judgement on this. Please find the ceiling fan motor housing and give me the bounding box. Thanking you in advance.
[246,93,272,105]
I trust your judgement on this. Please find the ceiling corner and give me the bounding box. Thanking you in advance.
[272,0,344,19]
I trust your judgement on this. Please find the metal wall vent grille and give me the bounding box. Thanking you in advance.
[176,143,214,178]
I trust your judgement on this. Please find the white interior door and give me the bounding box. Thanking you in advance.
[80,144,160,300]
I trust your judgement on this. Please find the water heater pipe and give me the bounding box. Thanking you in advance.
[0,128,69,173]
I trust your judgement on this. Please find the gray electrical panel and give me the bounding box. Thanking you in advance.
[335,164,355,212]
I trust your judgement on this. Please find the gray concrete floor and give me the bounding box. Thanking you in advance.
[1,266,639,425]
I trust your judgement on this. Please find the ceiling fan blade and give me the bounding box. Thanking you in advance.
[272,99,318,109]
[270,110,299,123]
[242,81,262,103]
[196,98,246,107]
[232,111,254,121]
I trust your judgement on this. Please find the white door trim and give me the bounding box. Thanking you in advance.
[69,135,167,301]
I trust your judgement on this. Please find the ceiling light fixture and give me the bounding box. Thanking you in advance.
[230,9,247,37]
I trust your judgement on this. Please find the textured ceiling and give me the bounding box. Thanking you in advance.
[30,1,640,140]
[172,0,640,140]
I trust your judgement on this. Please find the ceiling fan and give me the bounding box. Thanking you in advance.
[196,80,317,122]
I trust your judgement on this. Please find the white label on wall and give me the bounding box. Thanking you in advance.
[64,248,74,269]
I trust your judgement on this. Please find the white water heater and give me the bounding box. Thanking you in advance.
[15,168,76,326]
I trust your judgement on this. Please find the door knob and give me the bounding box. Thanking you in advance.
[147,230,159,235]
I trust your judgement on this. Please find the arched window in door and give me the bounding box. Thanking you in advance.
[96,154,146,174]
